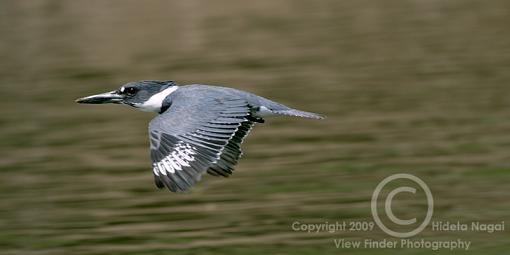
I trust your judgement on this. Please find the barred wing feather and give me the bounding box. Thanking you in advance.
[148,97,254,192]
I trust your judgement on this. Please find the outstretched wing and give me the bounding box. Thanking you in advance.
[148,96,253,192]
[206,121,254,177]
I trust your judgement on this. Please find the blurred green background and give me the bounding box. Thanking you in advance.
[1,0,510,254]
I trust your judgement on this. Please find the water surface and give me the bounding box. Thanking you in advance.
[1,1,510,254]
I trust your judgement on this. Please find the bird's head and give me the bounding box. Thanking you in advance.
[76,80,178,113]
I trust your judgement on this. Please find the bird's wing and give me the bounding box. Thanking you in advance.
[207,121,254,177]
[148,97,253,192]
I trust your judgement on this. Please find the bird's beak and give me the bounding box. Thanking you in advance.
[75,91,123,104]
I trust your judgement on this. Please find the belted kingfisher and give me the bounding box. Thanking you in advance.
[76,80,324,192]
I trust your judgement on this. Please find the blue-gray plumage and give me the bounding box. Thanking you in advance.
[76,80,324,192]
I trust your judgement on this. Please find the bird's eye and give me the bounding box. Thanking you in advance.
[125,87,138,95]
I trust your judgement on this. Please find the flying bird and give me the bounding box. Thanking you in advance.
[76,81,324,192]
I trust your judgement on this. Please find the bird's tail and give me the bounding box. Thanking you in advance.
[252,95,325,119]
[271,108,325,119]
